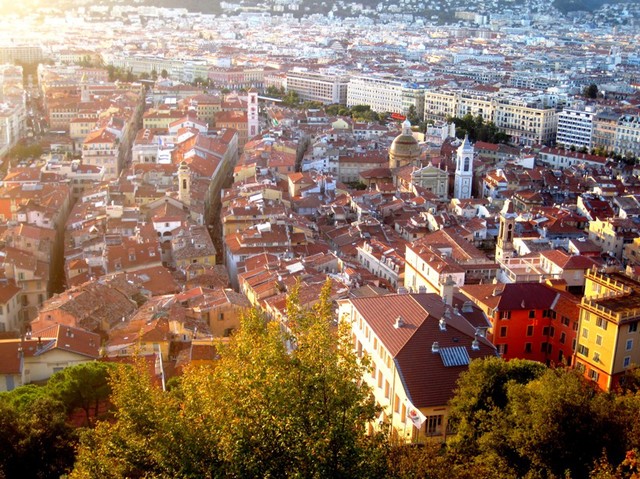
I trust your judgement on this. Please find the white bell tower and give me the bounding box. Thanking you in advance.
[454,135,474,199]
[247,88,259,139]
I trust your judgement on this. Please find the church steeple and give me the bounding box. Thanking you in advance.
[495,199,517,262]
[80,72,90,103]
[454,135,473,199]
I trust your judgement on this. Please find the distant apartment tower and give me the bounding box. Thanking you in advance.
[0,45,43,64]
[0,105,27,157]
[556,106,596,150]
[347,75,425,119]
[285,70,349,104]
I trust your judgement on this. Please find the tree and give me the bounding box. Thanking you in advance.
[448,359,625,479]
[72,280,388,478]
[584,83,599,99]
[47,362,114,426]
[160,69,168,79]
[406,105,419,124]
[0,386,77,478]
[70,360,187,479]
[448,357,547,453]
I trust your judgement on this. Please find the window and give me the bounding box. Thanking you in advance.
[624,356,631,368]
[560,332,566,344]
[218,313,224,321]
[577,344,590,356]
[385,380,390,399]
[596,317,608,330]
[394,395,400,413]
[524,343,532,353]
[627,339,633,351]
[630,322,638,333]
[526,325,534,336]
[541,342,548,353]
[500,310,511,320]
[426,415,443,435]
[593,352,600,362]
[529,310,535,319]
[500,326,508,337]
[589,369,600,382]
[497,344,508,355]
[575,362,586,373]
[401,403,406,423]
[377,371,383,388]
[582,328,589,339]
[543,326,549,336]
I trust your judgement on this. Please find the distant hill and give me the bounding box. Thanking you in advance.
[552,0,624,14]
[7,0,625,17]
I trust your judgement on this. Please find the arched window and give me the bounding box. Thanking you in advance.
[464,157,470,172]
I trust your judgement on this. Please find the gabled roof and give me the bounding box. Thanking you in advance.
[349,293,495,407]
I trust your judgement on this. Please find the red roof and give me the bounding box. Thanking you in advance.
[350,293,496,407]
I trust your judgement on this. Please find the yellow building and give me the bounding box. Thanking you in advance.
[337,292,496,442]
[574,268,640,390]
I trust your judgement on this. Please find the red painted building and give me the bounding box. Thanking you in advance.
[460,283,580,365]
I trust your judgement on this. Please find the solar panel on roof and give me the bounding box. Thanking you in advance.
[439,346,470,367]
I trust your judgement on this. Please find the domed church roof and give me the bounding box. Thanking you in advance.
[389,120,420,168]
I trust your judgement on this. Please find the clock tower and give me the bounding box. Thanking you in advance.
[454,135,473,200]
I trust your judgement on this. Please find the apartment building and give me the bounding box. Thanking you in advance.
[461,282,579,364]
[423,88,558,146]
[0,102,26,157]
[592,110,619,153]
[574,269,640,391]
[347,75,425,119]
[286,70,349,104]
[615,114,640,158]
[81,127,120,179]
[556,106,596,150]
[0,45,43,64]
[337,292,496,442]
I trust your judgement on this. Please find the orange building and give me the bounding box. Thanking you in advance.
[461,282,579,365]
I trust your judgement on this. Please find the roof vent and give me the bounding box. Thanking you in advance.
[394,316,405,329]
[521,299,526,308]
[439,317,447,331]
[432,341,440,353]
[471,338,480,350]
[462,301,474,313]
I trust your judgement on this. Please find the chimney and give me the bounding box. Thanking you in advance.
[439,316,447,331]
[431,341,440,353]
[441,275,456,305]
[471,338,480,350]
[394,316,405,329]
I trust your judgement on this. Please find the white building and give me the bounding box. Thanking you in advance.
[556,106,596,150]
[347,74,425,119]
[285,70,349,104]
[423,88,558,146]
